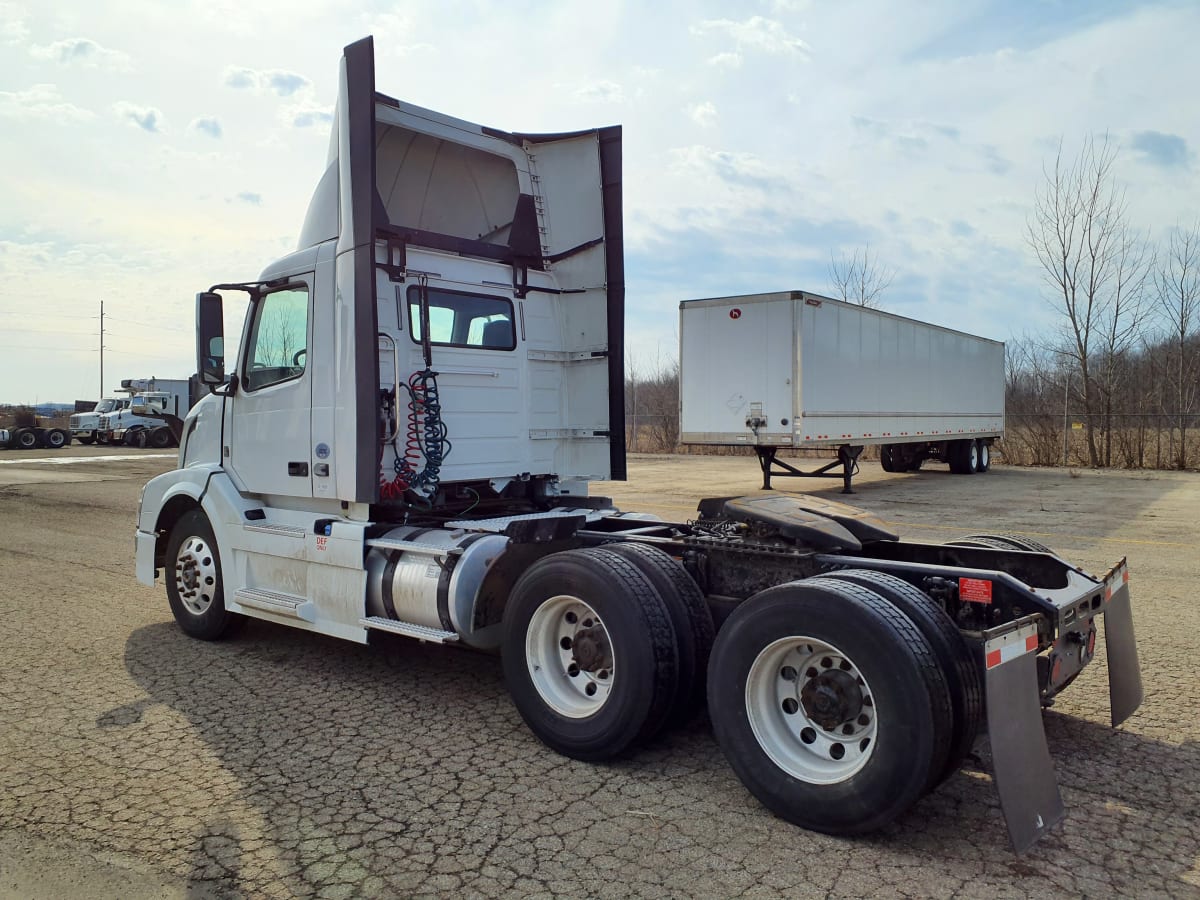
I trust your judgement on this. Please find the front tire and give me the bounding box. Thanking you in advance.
[76,434,95,445]
[707,578,953,835]
[502,548,679,761]
[165,509,242,640]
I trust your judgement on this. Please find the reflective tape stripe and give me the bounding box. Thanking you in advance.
[984,621,1041,670]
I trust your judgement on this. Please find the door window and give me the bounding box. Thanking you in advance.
[243,286,310,391]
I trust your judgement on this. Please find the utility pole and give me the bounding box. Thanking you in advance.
[99,299,105,398]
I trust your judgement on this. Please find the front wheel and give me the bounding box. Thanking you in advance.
[708,578,952,835]
[502,548,679,761]
[76,434,95,445]
[165,509,243,640]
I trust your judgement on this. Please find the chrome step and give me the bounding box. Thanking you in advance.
[359,616,459,643]
[233,587,315,622]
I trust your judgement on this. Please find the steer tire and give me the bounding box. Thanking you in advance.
[77,434,95,445]
[502,548,679,761]
[956,532,1055,555]
[605,542,715,726]
[707,577,953,835]
[820,569,983,789]
[166,509,243,641]
[150,426,173,449]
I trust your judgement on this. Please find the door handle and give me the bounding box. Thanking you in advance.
[288,462,309,477]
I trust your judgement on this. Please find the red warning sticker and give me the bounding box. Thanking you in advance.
[729,308,742,320]
[959,577,993,604]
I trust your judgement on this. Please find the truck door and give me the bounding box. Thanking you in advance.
[228,279,314,499]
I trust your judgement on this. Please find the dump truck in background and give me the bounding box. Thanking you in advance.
[680,291,1005,492]
[70,396,132,444]
[133,36,1142,853]
[97,377,195,446]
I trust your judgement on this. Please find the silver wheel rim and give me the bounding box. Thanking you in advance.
[746,636,877,784]
[968,441,979,469]
[174,534,217,616]
[979,442,989,468]
[526,595,615,718]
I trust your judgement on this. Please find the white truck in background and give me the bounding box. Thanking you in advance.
[70,396,132,444]
[133,37,1142,853]
[98,378,193,447]
[680,291,1005,492]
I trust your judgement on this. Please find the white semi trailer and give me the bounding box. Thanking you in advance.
[135,37,1142,852]
[680,291,1005,492]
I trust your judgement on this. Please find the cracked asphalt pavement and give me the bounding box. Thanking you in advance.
[1,448,1199,897]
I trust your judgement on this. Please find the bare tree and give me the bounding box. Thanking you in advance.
[828,244,895,309]
[1156,220,1200,469]
[1026,135,1149,467]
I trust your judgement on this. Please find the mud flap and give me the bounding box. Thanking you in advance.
[1101,560,1143,727]
[983,618,1065,852]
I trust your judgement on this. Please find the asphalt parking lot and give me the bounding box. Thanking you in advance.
[1,447,1198,898]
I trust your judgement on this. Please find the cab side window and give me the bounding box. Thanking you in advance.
[407,287,515,350]
[243,286,309,391]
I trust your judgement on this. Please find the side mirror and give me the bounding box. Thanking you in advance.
[196,291,225,386]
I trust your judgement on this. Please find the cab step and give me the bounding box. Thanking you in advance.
[359,616,459,643]
[233,587,315,622]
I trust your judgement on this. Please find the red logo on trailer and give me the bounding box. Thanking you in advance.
[729,308,742,319]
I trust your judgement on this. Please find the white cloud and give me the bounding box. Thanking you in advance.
[0,84,93,121]
[707,51,743,69]
[284,100,332,129]
[689,101,718,127]
[223,65,310,97]
[113,101,162,133]
[692,16,811,58]
[0,2,29,44]
[189,116,222,138]
[572,80,625,104]
[29,37,132,71]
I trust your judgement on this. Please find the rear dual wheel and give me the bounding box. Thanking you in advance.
[707,577,955,835]
[503,548,681,761]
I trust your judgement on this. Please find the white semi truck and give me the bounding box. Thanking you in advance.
[680,291,1005,492]
[70,396,131,444]
[98,377,193,446]
[135,37,1142,852]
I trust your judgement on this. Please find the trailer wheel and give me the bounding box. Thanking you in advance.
[819,570,982,789]
[166,509,243,641]
[955,533,1055,554]
[605,542,715,725]
[502,548,679,761]
[879,444,897,473]
[708,578,953,835]
[15,428,39,450]
[150,426,172,449]
[45,428,68,449]
[906,454,923,472]
[976,441,990,473]
[949,439,979,474]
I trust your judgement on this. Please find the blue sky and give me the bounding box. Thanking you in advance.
[1,0,1196,401]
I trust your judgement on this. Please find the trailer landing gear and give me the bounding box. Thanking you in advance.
[755,444,862,494]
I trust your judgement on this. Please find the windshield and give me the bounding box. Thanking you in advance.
[96,399,119,413]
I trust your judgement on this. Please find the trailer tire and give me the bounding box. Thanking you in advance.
[955,533,1055,555]
[605,542,715,725]
[502,548,679,761]
[976,440,990,473]
[879,444,897,473]
[906,454,923,472]
[150,426,173,449]
[15,428,39,450]
[166,509,243,641]
[819,569,982,789]
[707,577,953,835]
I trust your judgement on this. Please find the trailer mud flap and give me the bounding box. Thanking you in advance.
[1101,560,1143,727]
[983,618,1065,852]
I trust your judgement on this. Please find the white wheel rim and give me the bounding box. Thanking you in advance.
[745,636,877,784]
[969,442,979,469]
[174,535,217,616]
[979,442,989,467]
[526,595,615,718]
